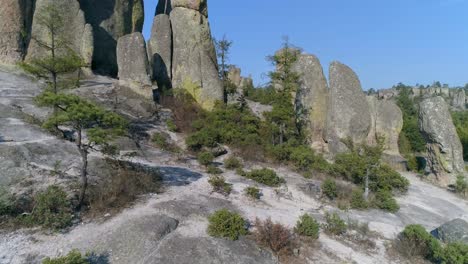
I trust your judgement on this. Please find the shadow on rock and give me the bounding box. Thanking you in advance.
[158,166,203,186]
[88,252,110,264]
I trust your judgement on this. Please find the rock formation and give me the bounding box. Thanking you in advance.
[117,32,152,99]
[366,97,403,156]
[419,96,465,184]
[0,0,35,64]
[326,61,372,153]
[451,89,466,110]
[431,218,468,244]
[226,66,253,104]
[293,54,329,150]
[25,0,93,69]
[79,0,145,76]
[169,1,223,109]
[148,14,172,90]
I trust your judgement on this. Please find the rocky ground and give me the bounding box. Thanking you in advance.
[1,68,468,264]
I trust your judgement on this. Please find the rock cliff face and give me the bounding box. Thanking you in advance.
[326,61,371,153]
[79,0,145,76]
[25,0,93,68]
[117,32,152,99]
[148,14,172,90]
[293,54,329,150]
[366,96,403,156]
[451,89,466,110]
[0,0,35,64]
[149,0,223,110]
[419,96,465,185]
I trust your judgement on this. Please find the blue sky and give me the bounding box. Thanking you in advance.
[143,0,468,89]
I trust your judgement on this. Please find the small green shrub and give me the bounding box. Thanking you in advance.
[294,214,319,239]
[236,168,246,177]
[455,175,467,196]
[323,212,347,236]
[224,156,243,170]
[208,175,232,196]
[321,178,338,200]
[373,190,399,213]
[397,224,440,260]
[25,185,73,230]
[151,133,180,153]
[244,168,285,187]
[245,186,261,200]
[42,250,89,264]
[350,189,368,209]
[166,119,179,132]
[438,242,468,264]
[197,151,214,167]
[207,209,248,240]
[207,165,223,175]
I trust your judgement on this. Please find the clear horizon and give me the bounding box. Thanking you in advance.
[143,0,468,90]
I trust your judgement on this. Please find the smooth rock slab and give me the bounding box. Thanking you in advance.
[148,14,172,90]
[431,218,468,244]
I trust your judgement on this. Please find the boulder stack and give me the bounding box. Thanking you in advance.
[419,96,465,185]
[149,0,223,110]
[326,61,372,153]
[0,0,35,64]
[293,53,329,150]
[79,0,145,76]
[117,32,152,99]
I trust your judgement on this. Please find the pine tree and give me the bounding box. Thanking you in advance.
[36,92,128,209]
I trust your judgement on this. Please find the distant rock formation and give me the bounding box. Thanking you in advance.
[326,61,372,153]
[79,0,145,76]
[227,66,253,104]
[117,32,152,99]
[149,0,223,110]
[451,89,466,110]
[366,96,403,156]
[419,96,465,185]
[293,53,328,151]
[25,0,94,70]
[0,0,35,64]
[148,14,172,90]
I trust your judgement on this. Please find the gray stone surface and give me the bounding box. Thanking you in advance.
[0,0,34,64]
[451,89,466,110]
[153,235,277,264]
[148,14,172,90]
[419,96,465,184]
[293,53,329,150]
[157,0,208,17]
[170,6,223,110]
[116,32,152,98]
[79,0,145,76]
[326,61,371,153]
[367,97,403,156]
[26,0,92,65]
[431,218,468,244]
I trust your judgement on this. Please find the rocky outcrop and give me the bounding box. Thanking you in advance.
[367,97,403,156]
[419,96,465,184]
[169,3,223,110]
[148,14,172,90]
[226,66,253,104]
[326,61,371,153]
[116,32,152,99]
[0,0,35,64]
[293,54,328,150]
[26,0,93,68]
[79,0,145,76]
[156,0,208,17]
[431,218,468,244]
[451,89,466,110]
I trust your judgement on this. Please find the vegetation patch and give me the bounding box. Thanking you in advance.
[323,212,347,236]
[321,178,338,200]
[42,250,90,264]
[197,151,215,167]
[294,214,320,239]
[254,217,295,257]
[224,156,243,170]
[207,209,248,240]
[244,186,261,200]
[208,175,232,196]
[243,168,285,187]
